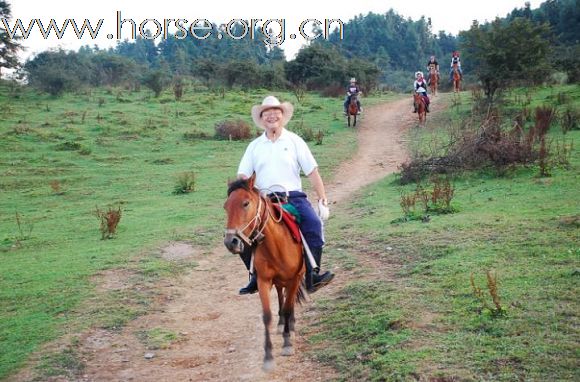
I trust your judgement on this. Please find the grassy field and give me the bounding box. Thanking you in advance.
[304,85,579,381]
[1,81,578,381]
[0,81,399,380]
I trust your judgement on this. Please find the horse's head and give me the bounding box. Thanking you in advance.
[223,174,264,254]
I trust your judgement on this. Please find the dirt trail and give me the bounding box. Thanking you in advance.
[17,95,446,382]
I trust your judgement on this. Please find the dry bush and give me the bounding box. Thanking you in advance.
[315,129,324,145]
[49,180,64,195]
[94,206,122,240]
[399,105,560,183]
[399,156,459,185]
[534,106,556,139]
[214,119,252,140]
[393,178,456,223]
[470,271,505,317]
[399,192,416,216]
[430,178,454,212]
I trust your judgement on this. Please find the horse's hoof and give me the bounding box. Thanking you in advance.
[263,359,275,372]
[281,346,294,356]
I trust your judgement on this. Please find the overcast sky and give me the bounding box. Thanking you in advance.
[7,0,544,61]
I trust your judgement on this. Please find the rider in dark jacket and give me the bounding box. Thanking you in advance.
[426,55,440,85]
[343,78,362,115]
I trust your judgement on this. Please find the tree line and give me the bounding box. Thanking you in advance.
[1,0,577,97]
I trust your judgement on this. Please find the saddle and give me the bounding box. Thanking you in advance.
[271,203,302,243]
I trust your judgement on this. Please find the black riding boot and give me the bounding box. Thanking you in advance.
[239,246,258,295]
[426,104,430,113]
[305,247,335,293]
[413,104,418,113]
[239,274,258,295]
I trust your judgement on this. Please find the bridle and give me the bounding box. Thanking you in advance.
[224,189,275,248]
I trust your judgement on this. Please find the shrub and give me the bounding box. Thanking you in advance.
[173,171,196,194]
[173,77,185,101]
[560,108,579,134]
[398,105,561,183]
[214,119,252,140]
[392,178,456,223]
[94,205,122,240]
[183,130,211,140]
[55,141,83,151]
[470,271,505,317]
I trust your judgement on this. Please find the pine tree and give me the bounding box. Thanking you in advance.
[0,0,23,76]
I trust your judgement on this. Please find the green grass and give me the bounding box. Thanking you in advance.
[305,85,580,381]
[135,327,182,350]
[0,81,400,380]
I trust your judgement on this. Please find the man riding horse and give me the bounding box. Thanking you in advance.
[413,71,430,113]
[343,78,362,115]
[236,96,335,295]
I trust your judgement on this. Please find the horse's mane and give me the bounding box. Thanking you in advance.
[227,177,254,196]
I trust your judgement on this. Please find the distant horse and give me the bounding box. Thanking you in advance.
[428,65,439,95]
[347,93,358,127]
[223,175,305,371]
[452,64,461,93]
[414,93,427,125]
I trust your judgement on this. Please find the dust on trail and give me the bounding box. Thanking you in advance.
[13,95,448,382]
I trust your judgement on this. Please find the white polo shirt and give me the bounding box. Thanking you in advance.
[237,128,318,193]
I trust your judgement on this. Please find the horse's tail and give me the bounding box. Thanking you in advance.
[296,280,308,305]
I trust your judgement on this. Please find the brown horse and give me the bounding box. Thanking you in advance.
[452,64,461,93]
[414,93,427,125]
[428,65,439,95]
[347,93,358,127]
[223,174,305,371]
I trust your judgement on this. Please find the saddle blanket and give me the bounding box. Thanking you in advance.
[272,203,302,243]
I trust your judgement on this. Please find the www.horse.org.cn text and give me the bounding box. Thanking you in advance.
[1,11,345,47]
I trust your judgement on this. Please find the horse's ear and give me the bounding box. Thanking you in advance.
[248,173,256,189]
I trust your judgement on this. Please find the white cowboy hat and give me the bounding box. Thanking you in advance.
[415,71,424,78]
[350,77,356,82]
[251,96,294,129]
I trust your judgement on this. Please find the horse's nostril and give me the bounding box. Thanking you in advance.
[232,237,239,245]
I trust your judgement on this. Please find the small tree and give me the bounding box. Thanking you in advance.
[460,17,552,103]
[142,70,168,97]
[173,76,185,100]
[0,1,23,76]
[24,50,92,96]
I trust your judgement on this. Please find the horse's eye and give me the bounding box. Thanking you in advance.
[243,200,250,208]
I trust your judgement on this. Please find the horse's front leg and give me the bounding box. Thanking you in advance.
[275,285,285,334]
[280,280,300,356]
[257,277,274,371]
